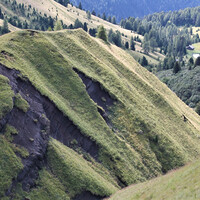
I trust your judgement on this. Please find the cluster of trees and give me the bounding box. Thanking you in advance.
[0,19,9,35]
[119,7,200,71]
[0,0,58,31]
[108,29,135,50]
[54,0,70,7]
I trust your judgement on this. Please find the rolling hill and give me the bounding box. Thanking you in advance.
[0,28,200,199]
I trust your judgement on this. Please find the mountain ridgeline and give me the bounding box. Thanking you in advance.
[0,29,200,199]
[70,0,200,20]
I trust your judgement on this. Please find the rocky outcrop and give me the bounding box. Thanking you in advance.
[73,68,115,124]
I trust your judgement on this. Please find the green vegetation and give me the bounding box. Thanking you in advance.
[48,138,118,198]
[4,124,18,142]
[97,25,108,42]
[27,169,71,200]
[0,75,14,119]
[0,1,55,30]
[157,64,200,108]
[11,144,29,158]
[14,93,29,112]
[54,20,63,31]
[0,29,200,198]
[0,136,23,198]
[108,159,200,200]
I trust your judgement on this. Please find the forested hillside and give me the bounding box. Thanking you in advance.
[70,0,200,20]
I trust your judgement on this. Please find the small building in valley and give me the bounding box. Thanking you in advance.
[186,45,195,50]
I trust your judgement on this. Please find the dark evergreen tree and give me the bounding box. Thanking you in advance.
[102,13,106,20]
[97,25,107,42]
[141,56,148,66]
[125,41,129,49]
[78,2,82,10]
[196,102,200,115]
[74,18,83,29]
[2,19,9,34]
[194,56,200,67]
[83,22,88,32]
[173,61,181,73]
[111,16,116,24]
[89,28,97,37]
[188,57,194,65]
[92,10,96,16]
[130,36,135,51]
[108,16,111,23]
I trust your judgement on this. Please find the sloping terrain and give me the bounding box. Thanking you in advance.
[107,159,200,200]
[71,0,200,19]
[157,65,200,108]
[0,29,200,199]
[0,0,141,39]
[0,19,20,32]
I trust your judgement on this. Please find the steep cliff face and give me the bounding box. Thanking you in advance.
[0,29,200,199]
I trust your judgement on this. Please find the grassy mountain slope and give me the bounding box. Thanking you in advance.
[107,159,200,200]
[0,29,200,199]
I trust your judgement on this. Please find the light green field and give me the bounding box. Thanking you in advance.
[187,42,200,57]
[108,159,200,200]
[0,29,200,199]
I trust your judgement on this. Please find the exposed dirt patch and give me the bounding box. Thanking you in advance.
[0,63,99,196]
[73,68,115,124]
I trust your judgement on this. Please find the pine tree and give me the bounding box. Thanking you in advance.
[54,20,63,31]
[74,19,83,29]
[83,22,88,32]
[194,56,200,67]
[196,102,200,115]
[86,11,91,20]
[141,56,148,66]
[111,16,116,24]
[173,61,181,73]
[2,19,9,34]
[48,27,52,31]
[188,57,194,65]
[108,16,111,22]
[125,41,129,49]
[102,13,106,20]
[92,10,96,16]
[78,2,82,10]
[130,36,135,51]
[97,25,107,42]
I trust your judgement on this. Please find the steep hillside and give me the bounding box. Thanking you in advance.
[71,0,200,20]
[0,29,200,199]
[107,159,200,200]
[0,0,141,38]
[0,19,19,32]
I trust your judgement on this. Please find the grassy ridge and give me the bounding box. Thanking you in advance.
[108,159,200,200]
[47,138,118,197]
[0,136,23,198]
[0,29,200,198]
[0,75,14,119]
